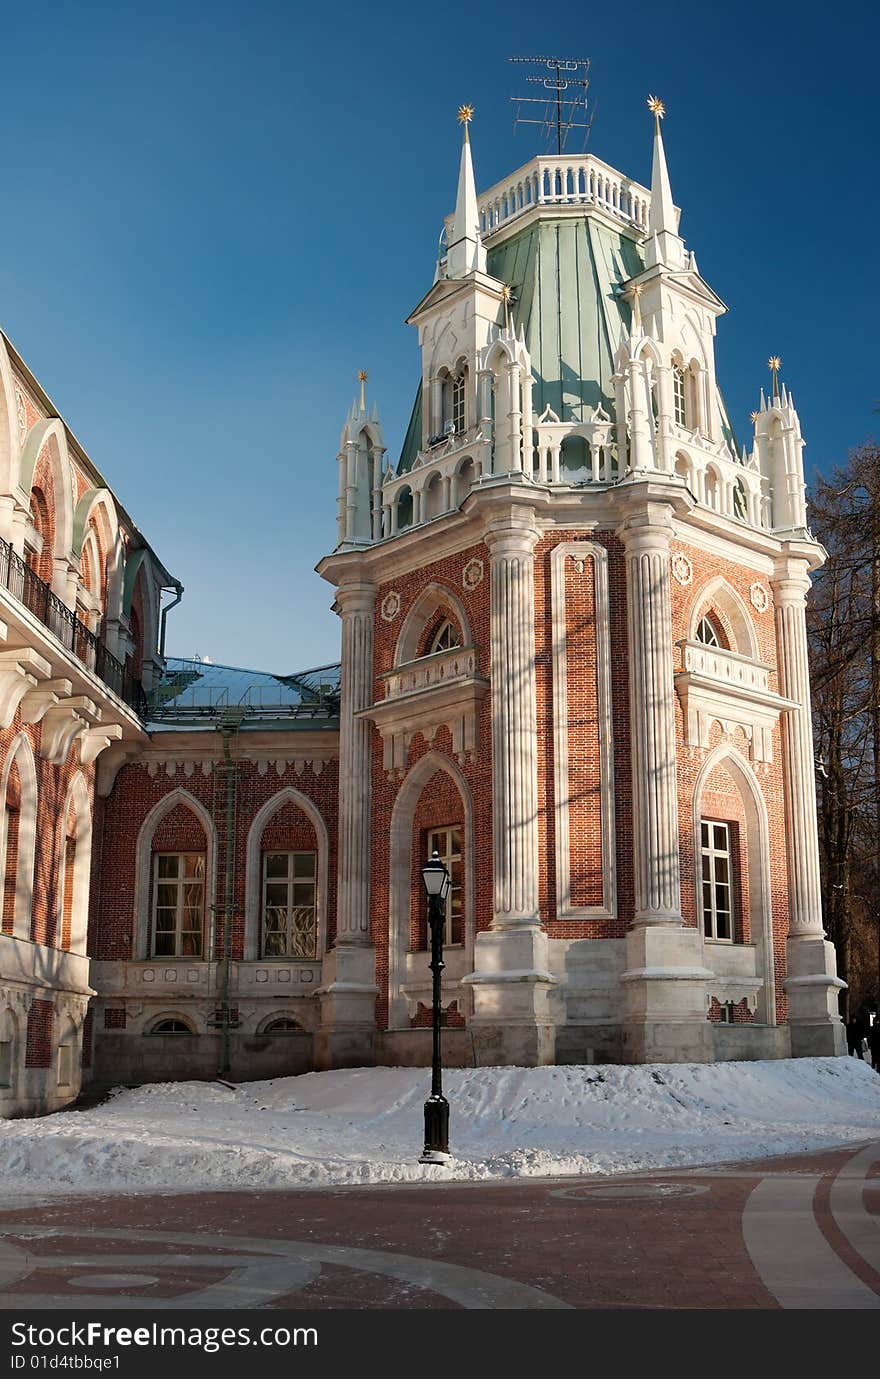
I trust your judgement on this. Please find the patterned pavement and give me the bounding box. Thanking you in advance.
[0,1140,877,1310]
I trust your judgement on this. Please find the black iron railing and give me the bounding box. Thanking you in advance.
[0,535,146,717]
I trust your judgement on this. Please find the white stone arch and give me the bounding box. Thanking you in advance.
[428,320,461,377]
[387,750,475,1030]
[72,487,123,627]
[636,337,663,368]
[57,772,92,955]
[143,1010,198,1035]
[674,450,694,484]
[244,786,329,963]
[123,552,161,673]
[688,576,759,660]
[704,462,723,512]
[133,788,217,960]
[0,733,37,942]
[422,469,445,520]
[693,744,776,1024]
[0,338,19,499]
[255,1009,313,1035]
[680,312,709,371]
[395,582,473,666]
[0,1004,20,1098]
[16,419,75,571]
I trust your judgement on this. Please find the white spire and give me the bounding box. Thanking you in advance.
[644,96,685,271]
[446,105,486,279]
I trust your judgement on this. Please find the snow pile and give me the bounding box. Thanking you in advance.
[1,1058,878,1195]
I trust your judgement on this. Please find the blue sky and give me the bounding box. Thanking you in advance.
[0,0,876,671]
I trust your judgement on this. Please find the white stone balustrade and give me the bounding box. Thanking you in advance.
[381,430,491,537]
[476,156,652,238]
[670,433,768,529]
[381,646,478,702]
[676,640,771,693]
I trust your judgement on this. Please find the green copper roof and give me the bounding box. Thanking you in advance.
[487,216,641,423]
[397,213,738,472]
[399,215,639,472]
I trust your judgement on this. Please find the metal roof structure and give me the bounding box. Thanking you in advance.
[147,656,342,730]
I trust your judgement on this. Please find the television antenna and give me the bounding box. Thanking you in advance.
[509,56,594,155]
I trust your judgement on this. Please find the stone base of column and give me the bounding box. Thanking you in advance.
[314,943,378,1071]
[461,924,562,1067]
[784,936,847,1058]
[620,925,714,1064]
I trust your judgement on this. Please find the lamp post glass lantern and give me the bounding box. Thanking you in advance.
[419,849,451,1163]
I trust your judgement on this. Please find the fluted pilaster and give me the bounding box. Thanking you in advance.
[335,580,375,943]
[773,567,824,937]
[622,514,682,924]
[487,516,541,925]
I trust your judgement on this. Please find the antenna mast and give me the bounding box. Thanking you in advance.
[509,56,594,155]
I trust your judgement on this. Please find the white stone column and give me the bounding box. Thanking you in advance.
[316,577,379,1067]
[487,516,541,925]
[654,362,674,473]
[505,360,522,478]
[773,556,846,1056]
[618,495,712,1064]
[335,580,374,944]
[520,372,534,476]
[463,510,558,1065]
[622,513,682,925]
[627,358,653,472]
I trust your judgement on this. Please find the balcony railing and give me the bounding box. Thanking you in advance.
[0,535,146,717]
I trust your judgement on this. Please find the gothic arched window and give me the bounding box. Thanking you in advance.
[733,478,748,521]
[673,365,687,426]
[696,615,721,648]
[429,620,462,654]
[451,373,466,435]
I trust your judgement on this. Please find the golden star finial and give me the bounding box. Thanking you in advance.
[647,95,665,119]
[457,104,474,125]
[750,410,759,424]
[357,370,368,411]
[768,356,781,399]
[358,370,368,382]
[500,282,516,330]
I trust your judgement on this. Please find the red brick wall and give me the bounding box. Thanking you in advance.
[91,754,338,964]
[370,542,493,1029]
[25,998,53,1068]
[0,720,96,951]
[534,531,634,940]
[2,758,21,934]
[671,545,790,1022]
[409,769,466,952]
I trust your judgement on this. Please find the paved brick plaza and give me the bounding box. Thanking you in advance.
[0,1140,877,1310]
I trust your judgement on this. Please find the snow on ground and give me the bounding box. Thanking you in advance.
[1,1058,879,1196]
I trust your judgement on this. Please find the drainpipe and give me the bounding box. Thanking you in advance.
[218,724,237,1077]
[159,582,184,659]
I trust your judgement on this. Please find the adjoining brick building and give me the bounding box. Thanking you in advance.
[1,102,847,1115]
[0,328,176,1115]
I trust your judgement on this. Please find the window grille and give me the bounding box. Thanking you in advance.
[673,366,687,426]
[696,615,720,648]
[262,852,317,959]
[426,826,464,946]
[429,620,461,654]
[701,820,733,941]
[152,853,205,957]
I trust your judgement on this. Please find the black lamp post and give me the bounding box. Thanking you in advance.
[419,849,451,1164]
